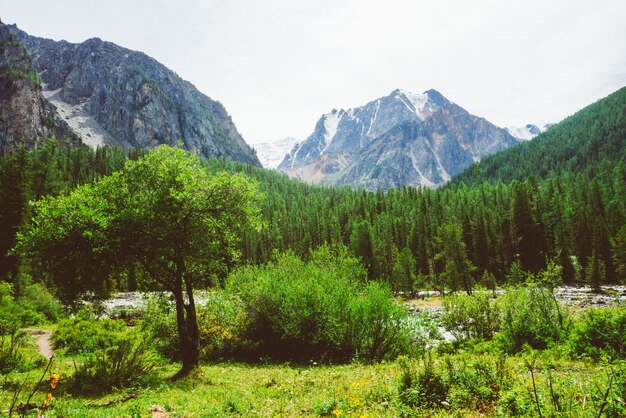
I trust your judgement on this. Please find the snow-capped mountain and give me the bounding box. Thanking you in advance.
[253,137,299,169]
[506,124,554,141]
[278,89,518,190]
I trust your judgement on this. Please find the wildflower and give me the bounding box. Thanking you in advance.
[49,372,60,388]
[332,408,343,416]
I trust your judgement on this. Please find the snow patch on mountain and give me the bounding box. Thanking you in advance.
[253,137,299,169]
[321,110,343,154]
[506,123,553,141]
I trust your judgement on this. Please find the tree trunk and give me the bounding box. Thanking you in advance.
[172,270,199,378]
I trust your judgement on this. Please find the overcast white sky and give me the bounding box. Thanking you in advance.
[1,0,625,145]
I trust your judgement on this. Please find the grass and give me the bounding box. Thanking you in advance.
[2,357,399,417]
[3,337,623,418]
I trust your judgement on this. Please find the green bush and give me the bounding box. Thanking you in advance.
[53,311,128,355]
[197,290,251,360]
[398,354,448,409]
[398,353,510,413]
[441,291,499,341]
[139,294,179,360]
[0,332,30,374]
[17,282,66,322]
[497,284,567,353]
[568,308,626,361]
[444,354,511,412]
[228,246,417,362]
[69,337,155,394]
[140,291,251,362]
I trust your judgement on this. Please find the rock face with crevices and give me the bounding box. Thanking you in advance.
[278,89,518,190]
[6,23,260,166]
[0,20,80,155]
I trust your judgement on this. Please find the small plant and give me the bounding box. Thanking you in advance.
[69,337,155,394]
[398,354,449,409]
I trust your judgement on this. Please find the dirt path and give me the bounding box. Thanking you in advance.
[23,328,54,359]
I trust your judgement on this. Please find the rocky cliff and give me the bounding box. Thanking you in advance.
[0,20,80,154]
[278,89,519,190]
[7,23,260,166]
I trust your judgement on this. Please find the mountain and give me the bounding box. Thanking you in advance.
[6,23,260,166]
[0,20,80,154]
[453,86,626,185]
[253,137,298,169]
[506,123,553,141]
[278,89,518,190]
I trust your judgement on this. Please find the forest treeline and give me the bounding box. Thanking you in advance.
[1,137,624,295]
[454,86,626,184]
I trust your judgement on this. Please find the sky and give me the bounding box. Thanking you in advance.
[1,0,625,145]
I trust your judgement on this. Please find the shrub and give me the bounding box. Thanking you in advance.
[398,354,448,409]
[197,290,250,360]
[497,284,567,353]
[139,294,179,360]
[17,282,66,322]
[0,332,30,374]
[441,291,499,342]
[69,337,155,394]
[228,246,417,362]
[53,312,128,355]
[140,291,251,361]
[568,308,626,361]
[444,354,511,412]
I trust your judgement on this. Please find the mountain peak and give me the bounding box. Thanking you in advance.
[279,89,517,189]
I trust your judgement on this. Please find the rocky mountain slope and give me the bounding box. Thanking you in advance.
[278,89,519,189]
[6,23,260,166]
[0,20,80,155]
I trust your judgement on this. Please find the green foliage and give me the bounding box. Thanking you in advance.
[398,354,449,409]
[228,246,415,362]
[197,290,250,361]
[0,332,30,374]
[612,225,626,282]
[441,291,499,341]
[53,313,129,355]
[15,145,261,372]
[141,291,251,362]
[444,354,511,412]
[568,308,626,361]
[69,337,155,395]
[497,284,567,352]
[453,86,626,184]
[139,295,180,361]
[434,223,476,294]
[16,280,66,322]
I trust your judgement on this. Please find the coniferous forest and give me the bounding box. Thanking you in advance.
[2,86,625,295]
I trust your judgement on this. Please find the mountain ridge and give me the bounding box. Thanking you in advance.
[278,89,519,190]
[5,22,261,166]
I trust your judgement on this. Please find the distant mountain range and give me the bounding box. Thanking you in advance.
[506,123,554,141]
[277,89,522,190]
[0,20,260,166]
[253,137,298,169]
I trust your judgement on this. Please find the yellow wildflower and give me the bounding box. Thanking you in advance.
[49,372,60,389]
